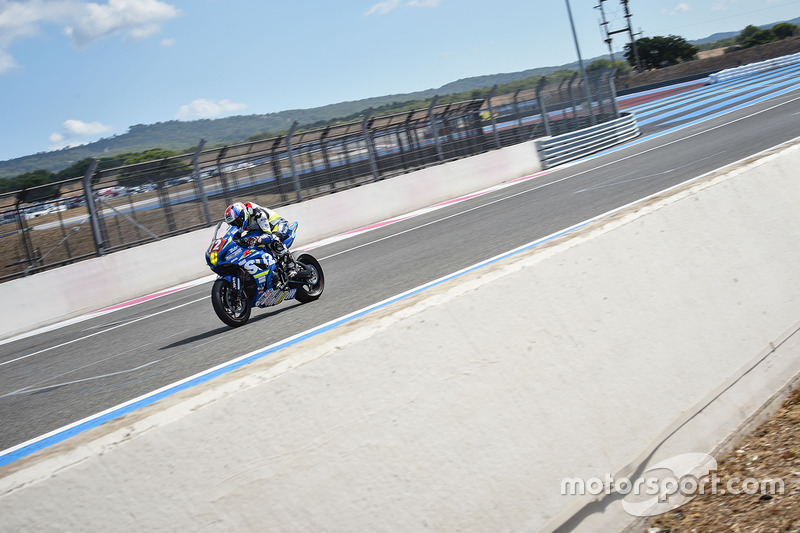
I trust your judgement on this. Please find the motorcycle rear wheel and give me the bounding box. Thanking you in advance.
[211,278,251,327]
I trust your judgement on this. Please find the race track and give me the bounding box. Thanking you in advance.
[1,75,799,462]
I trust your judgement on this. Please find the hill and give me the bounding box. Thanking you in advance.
[690,16,800,45]
[0,61,584,180]
[2,16,798,180]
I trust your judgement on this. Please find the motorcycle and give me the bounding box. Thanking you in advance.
[205,220,324,327]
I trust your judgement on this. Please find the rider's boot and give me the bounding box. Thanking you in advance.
[269,238,296,280]
[277,249,298,278]
[271,268,286,291]
[287,258,299,278]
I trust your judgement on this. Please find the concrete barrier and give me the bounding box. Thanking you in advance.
[1,138,799,531]
[0,141,541,340]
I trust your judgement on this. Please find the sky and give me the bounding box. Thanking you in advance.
[1,0,799,162]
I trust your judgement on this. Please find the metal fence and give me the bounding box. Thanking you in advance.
[0,69,619,282]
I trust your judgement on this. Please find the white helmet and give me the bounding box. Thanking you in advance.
[224,202,249,228]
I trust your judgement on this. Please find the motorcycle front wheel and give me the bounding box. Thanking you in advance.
[211,278,251,327]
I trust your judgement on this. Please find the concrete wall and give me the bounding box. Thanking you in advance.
[1,141,799,531]
[0,141,541,341]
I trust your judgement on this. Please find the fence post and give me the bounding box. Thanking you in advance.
[12,196,36,274]
[191,139,212,224]
[536,77,552,138]
[82,159,104,257]
[427,96,444,162]
[216,146,233,207]
[566,72,579,129]
[285,121,302,202]
[590,70,606,121]
[607,68,620,119]
[157,159,177,233]
[404,112,419,168]
[318,127,335,190]
[513,89,525,142]
[269,137,288,203]
[556,76,569,131]
[486,85,501,149]
[361,110,380,181]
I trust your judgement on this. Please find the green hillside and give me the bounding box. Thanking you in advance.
[0,62,584,180]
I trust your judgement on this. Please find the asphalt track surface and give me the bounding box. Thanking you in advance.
[1,80,799,462]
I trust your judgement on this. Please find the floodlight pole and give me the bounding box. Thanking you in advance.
[621,0,643,72]
[595,0,616,64]
[565,0,597,125]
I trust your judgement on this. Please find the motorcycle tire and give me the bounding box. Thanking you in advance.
[293,253,325,303]
[211,278,251,327]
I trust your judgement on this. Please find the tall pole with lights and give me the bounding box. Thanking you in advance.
[621,0,642,71]
[595,0,616,65]
[601,0,643,72]
[565,0,597,125]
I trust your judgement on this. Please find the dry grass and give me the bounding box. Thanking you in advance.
[696,48,726,60]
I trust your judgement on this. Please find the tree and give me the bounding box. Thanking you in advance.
[117,149,191,187]
[586,58,632,75]
[121,148,178,166]
[770,22,798,40]
[732,23,799,48]
[10,170,59,201]
[736,25,762,45]
[740,28,779,48]
[54,158,95,181]
[624,35,699,70]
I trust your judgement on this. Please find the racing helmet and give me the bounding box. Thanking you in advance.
[224,202,249,228]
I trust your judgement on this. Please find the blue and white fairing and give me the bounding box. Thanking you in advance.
[205,222,299,307]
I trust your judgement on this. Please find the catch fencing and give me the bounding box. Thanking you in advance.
[0,69,620,282]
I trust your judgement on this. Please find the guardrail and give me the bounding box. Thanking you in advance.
[534,112,640,169]
[707,51,800,84]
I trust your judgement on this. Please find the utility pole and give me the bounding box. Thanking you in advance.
[604,0,643,72]
[622,0,642,71]
[595,0,616,65]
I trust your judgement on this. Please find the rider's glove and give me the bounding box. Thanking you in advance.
[244,235,261,248]
[270,233,286,253]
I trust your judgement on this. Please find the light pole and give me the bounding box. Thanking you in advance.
[595,0,616,65]
[565,0,597,125]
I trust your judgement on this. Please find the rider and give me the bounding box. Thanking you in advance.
[224,201,297,283]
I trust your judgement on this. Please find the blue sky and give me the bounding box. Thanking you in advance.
[1,0,799,162]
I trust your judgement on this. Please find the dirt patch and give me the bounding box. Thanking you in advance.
[645,386,800,532]
[697,48,726,60]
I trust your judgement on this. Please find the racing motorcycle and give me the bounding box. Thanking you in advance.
[205,221,324,327]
